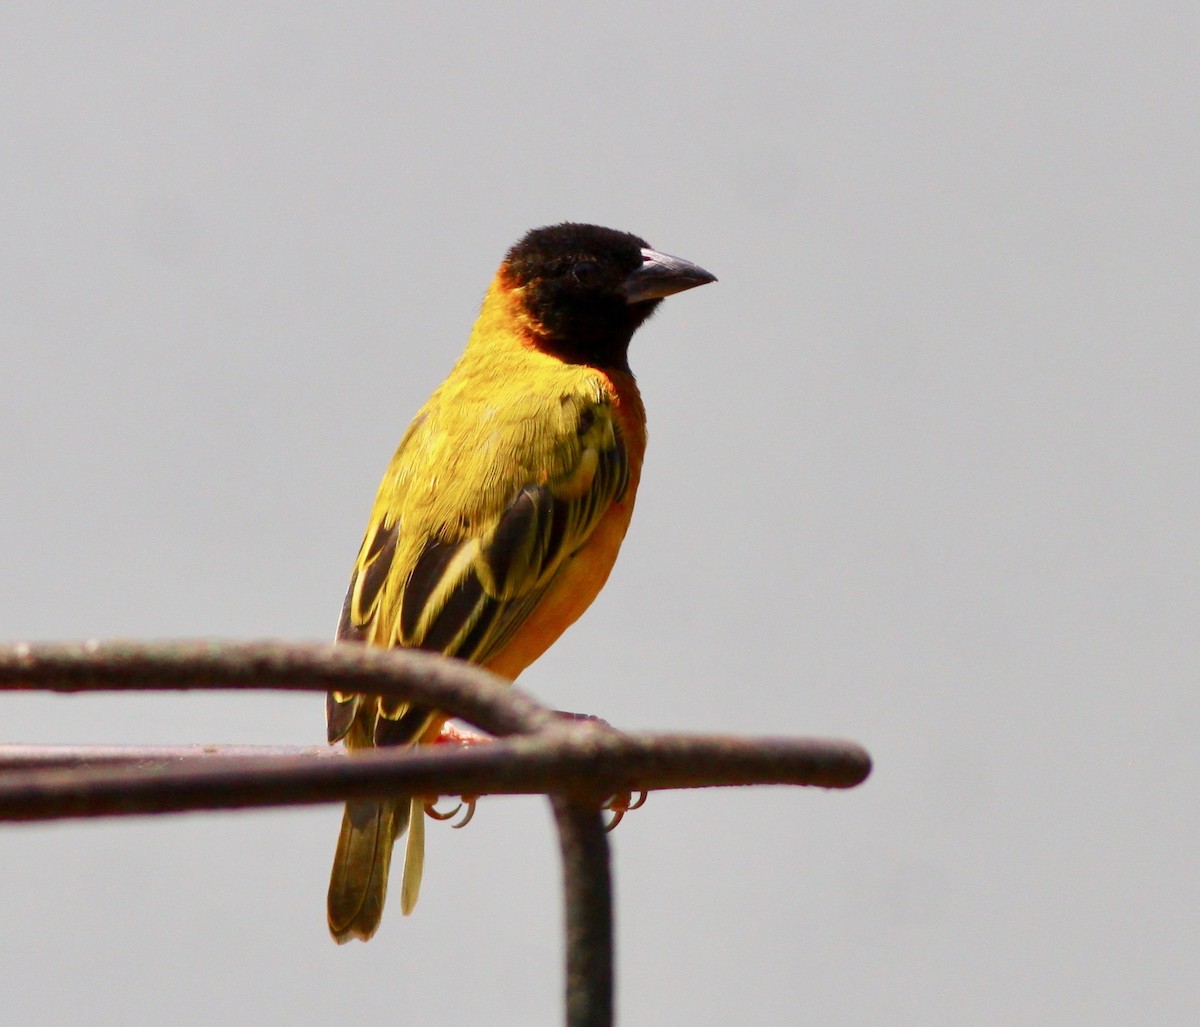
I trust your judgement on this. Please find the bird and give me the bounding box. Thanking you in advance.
[326,222,715,942]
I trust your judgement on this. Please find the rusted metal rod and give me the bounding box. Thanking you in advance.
[0,640,871,1027]
[0,640,556,736]
[554,797,614,1027]
[0,734,870,820]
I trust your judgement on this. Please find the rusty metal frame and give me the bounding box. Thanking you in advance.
[0,641,870,1027]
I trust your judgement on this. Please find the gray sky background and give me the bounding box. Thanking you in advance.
[2,4,1196,1024]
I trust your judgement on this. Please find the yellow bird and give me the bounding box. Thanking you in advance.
[327,223,715,942]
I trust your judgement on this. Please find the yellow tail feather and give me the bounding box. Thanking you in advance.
[400,797,425,916]
[327,799,412,943]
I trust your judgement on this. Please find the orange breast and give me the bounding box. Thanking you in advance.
[484,366,645,682]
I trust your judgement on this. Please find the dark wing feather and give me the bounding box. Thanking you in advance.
[327,519,402,743]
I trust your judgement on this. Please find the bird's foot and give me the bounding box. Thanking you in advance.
[433,721,491,746]
[602,790,647,831]
[423,795,477,829]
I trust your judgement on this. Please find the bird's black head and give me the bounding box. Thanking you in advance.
[501,222,715,370]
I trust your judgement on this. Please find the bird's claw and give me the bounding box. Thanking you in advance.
[423,795,477,828]
[602,790,647,831]
[452,796,477,829]
[424,797,462,821]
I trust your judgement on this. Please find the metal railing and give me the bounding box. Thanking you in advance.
[0,640,871,1027]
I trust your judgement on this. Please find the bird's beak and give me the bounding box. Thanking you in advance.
[621,247,717,304]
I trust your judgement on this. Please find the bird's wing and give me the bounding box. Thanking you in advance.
[327,389,630,745]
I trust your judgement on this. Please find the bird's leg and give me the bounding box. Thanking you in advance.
[432,720,491,746]
[426,716,641,829]
[422,721,487,825]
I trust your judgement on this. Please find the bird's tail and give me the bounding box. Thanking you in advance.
[327,796,426,943]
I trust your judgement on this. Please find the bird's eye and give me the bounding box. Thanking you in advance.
[571,260,602,286]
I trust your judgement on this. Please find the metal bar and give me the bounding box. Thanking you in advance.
[0,640,555,736]
[0,734,870,820]
[553,797,614,1027]
[0,640,871,1027]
